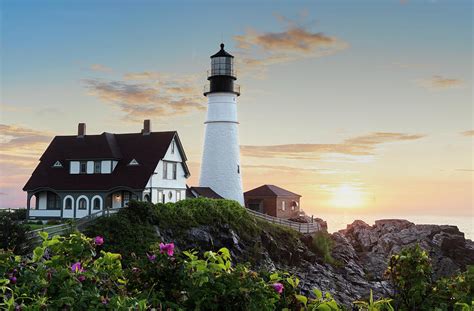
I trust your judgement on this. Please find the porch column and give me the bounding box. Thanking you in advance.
[26,192,31,220]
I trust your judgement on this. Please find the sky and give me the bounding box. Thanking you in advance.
[1,0,472,221]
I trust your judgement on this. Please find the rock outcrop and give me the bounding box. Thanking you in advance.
[158,218,474,305]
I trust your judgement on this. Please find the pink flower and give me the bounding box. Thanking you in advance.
[77,275,86,282]
[272,282,284,294]
[159,242,175,257]
[147,253,156,262]
[94,236,104,246]
[101,297,109,305]
[71,262,84,273]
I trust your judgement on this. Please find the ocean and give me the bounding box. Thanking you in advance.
[317,213,474,241]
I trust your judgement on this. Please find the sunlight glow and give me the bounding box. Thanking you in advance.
[330,184,365,208]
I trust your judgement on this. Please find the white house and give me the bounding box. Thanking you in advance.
[23,120,190,219]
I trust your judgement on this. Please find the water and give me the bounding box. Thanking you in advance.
[317,213,474,240]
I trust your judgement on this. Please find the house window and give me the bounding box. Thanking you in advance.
[93,198,101,210]
[168,191,173,200]
[47,192,60,210]
[65,198,73,210]
[78,198,87,210]
[172,163,177,179]
[282,201,286,211]
[80,161,87,174]
[163,162,168,179]
[158,191,163,203]
[171,141,175,154]
[94,161,101,173]
[123,192,130,206]
[144,194,151,202]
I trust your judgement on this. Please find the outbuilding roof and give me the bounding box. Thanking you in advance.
[23,131,190,192]
[244,185,301,198]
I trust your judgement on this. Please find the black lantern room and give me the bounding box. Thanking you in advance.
[204,43,240,96]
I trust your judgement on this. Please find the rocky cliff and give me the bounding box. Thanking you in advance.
[156,218,474,304]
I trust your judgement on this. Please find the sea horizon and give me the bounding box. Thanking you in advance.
[318,212,474,240]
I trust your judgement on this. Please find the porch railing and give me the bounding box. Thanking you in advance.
[24,209,119,252]
[245,208,322,234]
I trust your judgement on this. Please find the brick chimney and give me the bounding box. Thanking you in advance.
[77,123,86,138]
[142,119,151,135]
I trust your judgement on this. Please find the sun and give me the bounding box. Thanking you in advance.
[330,184,365,208]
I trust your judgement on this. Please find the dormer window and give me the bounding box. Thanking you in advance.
[53,161,63,168]
[80,161,87,174]
[128,159,139,166]
[94,161,101,173]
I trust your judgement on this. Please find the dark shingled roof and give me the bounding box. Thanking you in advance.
[186,186,223,199]
[23,131,190,192]
[244,185,301,198]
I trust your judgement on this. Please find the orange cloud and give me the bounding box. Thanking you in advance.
[233,14,348,74]
[83,74,205,122]
[461,130,474,137]
[241,132,425,160]
[416,75,464,90]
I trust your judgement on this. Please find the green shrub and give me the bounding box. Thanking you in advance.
[0,212,29,255]
[310,231,336,264]
[1,231,343,310]
[385,244,432,310]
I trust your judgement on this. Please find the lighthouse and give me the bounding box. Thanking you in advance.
[199,43,244,205]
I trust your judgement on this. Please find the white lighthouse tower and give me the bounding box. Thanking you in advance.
[199,43,244,205]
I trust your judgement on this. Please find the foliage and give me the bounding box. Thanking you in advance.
[353,290,394,311]
[310,231,336,265]
[0,210,29,255]
[1,231,345,310]
[429,265,474,310]
[385,244,432,310]
[85,199,305,265]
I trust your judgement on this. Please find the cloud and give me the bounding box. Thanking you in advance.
[0,124,52,155]
[83,73,205,122]
[89,64,113,72]
[233,14,348,74]
[415,75,464,90]
[461,130,474,137]
[241,132,425,160]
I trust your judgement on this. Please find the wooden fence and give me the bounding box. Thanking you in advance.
[245,208,322,234]
[24,209,118,251]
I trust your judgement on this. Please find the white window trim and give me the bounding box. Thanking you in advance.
[63,195,74,210]
[91,195,103,211]
[76,195,89,211]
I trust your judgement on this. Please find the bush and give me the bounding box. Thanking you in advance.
[310,231,336,265]
[385,244,432,310]
[0,212,29,255]
[1,231,344,310]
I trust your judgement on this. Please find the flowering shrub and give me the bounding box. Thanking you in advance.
[1,231,343,310]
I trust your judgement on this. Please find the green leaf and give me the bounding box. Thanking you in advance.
[32,246,44,262]
[295,294,307,306]
[313,288,323,299]
[39,231,48,241]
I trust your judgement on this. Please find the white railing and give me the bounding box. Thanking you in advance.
[25,209,119,251]
[29,210,61,218]
[245,208,322,234]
